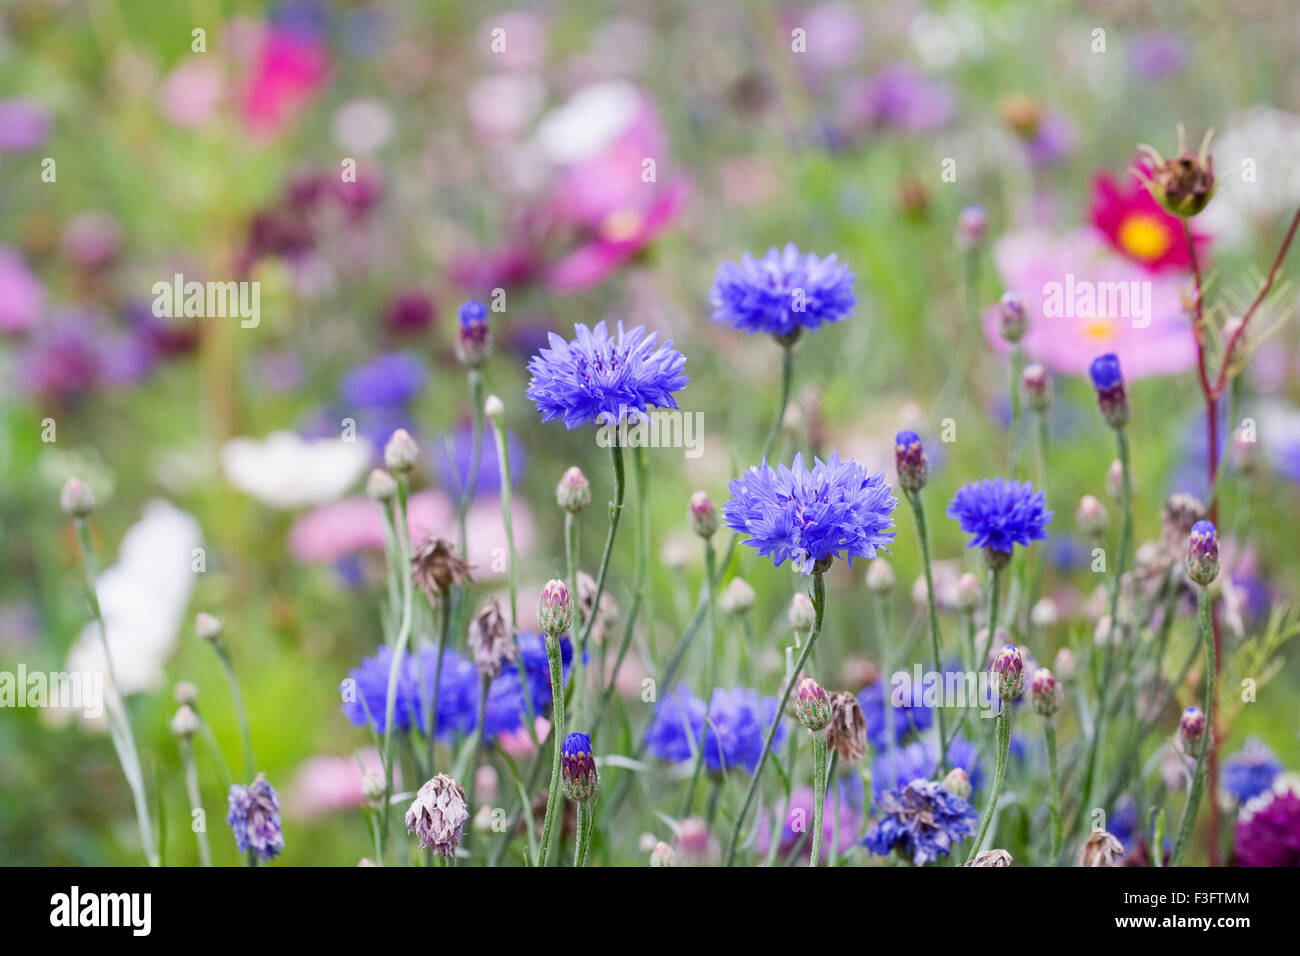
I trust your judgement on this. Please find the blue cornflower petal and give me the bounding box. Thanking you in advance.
[946,477,1053,555]
[710,243,856,337]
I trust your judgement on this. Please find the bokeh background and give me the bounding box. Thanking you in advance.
[3,0,1300,865]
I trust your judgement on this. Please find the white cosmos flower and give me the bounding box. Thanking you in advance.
[66,499,203,702]
[220,431,371,509]
[534,79,640,165]
[1199,107,1300,249]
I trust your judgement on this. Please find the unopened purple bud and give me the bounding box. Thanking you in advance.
[998,291,1029,343]
[560,732,599,804]
[894,430,928,494]
[1106,459,1124,500]
[956,572,981,612]
[650,840,677,867]
[794,677,831,732]
[1053,647,1076,681]
[455,299,491,368]
[1089,353,1130,429]
[537,579,573,637]
[1179,705,1205,750]
[991,644,1026,702]
[1021,362,1051,413]
[1185,519,1219,586]
[1076,494,1109,539]
[688,490,719,538]
[195,612,223,641]
[60,477,95,517]
[955,205,987,252]
[1029,667,1062,718]
[556,466,591,514]
[383,428,419,474]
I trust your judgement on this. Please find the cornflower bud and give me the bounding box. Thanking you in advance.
[60,477,95,517]
[998,290,1029,343]
[560,732,599,804]
[793,677,831,733]
[556,466,591,514]
[1021,362,1051,413]
[1185,520,1219,587]
[1029,667,1062,718]
[894,429,928,494]
[1088,353,1130,430]
[383,428,419,474]
[537,579,573,637]
[991,644,1026,702]
[688,490,719,538]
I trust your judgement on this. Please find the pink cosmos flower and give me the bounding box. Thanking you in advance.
[288,489,533,574]
[159,58,224,128]
[241,27,329,137]
[287,748,384,820]
[983,228,1196,379]
[0,246,45,335]
[1091,163,1209,273]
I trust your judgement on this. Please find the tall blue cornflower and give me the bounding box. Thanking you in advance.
[723,452,897,575]
[644,686,786,773]
[525,320,688,428]
[710,244,855,341]
[946,477,1052,569]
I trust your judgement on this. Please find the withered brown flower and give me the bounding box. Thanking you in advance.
[826,690,867,763]
[467,595,513,678]
[410,536,473,604]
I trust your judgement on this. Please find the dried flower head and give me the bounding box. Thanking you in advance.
[967,848,1014,867]
[576,570,618,645]
[405,773,469,857]
[467,595,513,678]
[1137,125,1216,218]
[1078,828,1125,867]
[410,536,473,603]
[826,690,868,763]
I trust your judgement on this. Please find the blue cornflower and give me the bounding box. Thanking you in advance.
[1222,739,1284,804]
[1088,352,1130,429]
[870,737,982,799]
[340,352,427,408]
[456,299,490,367]
[227,773,285,861]
[946,477,1052,564]
[643,686,786,773]
[482,632,573,740]
[723,452,897,575]
[710,243,856,339]
[863,778,976,865]
[702,687,785,773]
[858,679,932,750]
[339,646,477,739]
[525,320,688,429]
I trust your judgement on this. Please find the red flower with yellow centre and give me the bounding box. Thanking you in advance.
[1090,162,1210,272]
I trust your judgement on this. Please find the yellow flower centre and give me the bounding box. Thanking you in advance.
[1118,213,1171,262]
[601,209,643,243]
[1081,314,1118,343]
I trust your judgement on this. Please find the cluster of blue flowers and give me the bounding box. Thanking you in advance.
[863,779,977,865]
[340,632,572,743]
[870,737,983,799]
[644,685,785,773]
[722,452,898,574]
[526,320,689,429]
[709,244,856,339]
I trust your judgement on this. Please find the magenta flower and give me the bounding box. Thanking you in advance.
[0,246,45,335]
[240,27,330,137]
[982,229,1196,379]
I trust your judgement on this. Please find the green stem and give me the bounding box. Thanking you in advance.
[762,343,794,461]
[491,415,537,746]
[908,491,948,772]
[564,511,581,718]
[217,646,255,781]
[536,635,566,866]
[457,370,485,555]
[966,706,1013,863]
[179,738,211,867]
[1171,587,1217,866]
[725,571,826,866]
[1045,721,1061,863]
[578,442,625,653]
[427,595,451,772]
[74,519,157,866]
[572,802,589,867]
[379,486,415,861]
[809,731,828,867]
[1008,344,1024,473]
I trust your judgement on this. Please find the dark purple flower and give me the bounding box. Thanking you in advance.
[1235,780,1300,866]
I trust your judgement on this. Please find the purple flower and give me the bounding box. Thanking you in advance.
[1222,739,1284,805]
[723,452,897,575]
[0,246,46,335]
[1235,779,1300,866]
[340,352,427,408]
[871,737,983,798]
[863,778,976,865]
[0,98,52,151]
[227,774,285,860]
[433,422,526,497]
[1129,32,1185,81]
[526,320,688,428]
[339,646,476,740]
[644,686,786,773]
[710,243,855,339]
[843,63,956,134]
[946,477,1053,556]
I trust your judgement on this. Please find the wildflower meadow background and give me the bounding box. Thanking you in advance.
[4,0,1300,869]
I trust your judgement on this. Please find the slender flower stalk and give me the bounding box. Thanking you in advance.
[536,580,575,866]
[172,707,211,867]
[1030,667,1064,861]
[794,677,832,867]
[966,644,1025,862]
[456,369,485,553]
[1172,522,1220,865]
[726,571,827,866]
[896,431,947,771]
[486,397,537,745]
[64,488,158,867]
